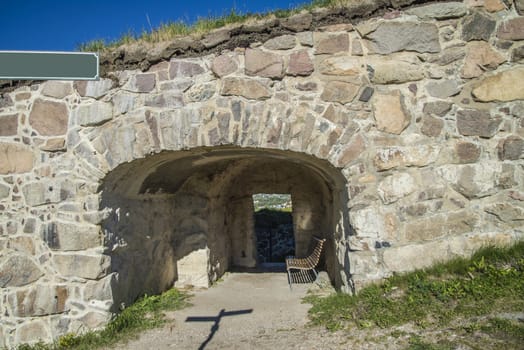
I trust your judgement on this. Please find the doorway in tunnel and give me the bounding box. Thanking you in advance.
[253,194,294,264]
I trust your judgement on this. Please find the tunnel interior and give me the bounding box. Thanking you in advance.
[99,147,349,307]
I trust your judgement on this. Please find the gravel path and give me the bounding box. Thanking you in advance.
[108,271,355,350]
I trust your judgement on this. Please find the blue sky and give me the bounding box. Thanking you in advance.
[1,0,311,51]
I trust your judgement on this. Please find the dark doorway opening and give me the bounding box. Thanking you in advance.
[253,194,294,264]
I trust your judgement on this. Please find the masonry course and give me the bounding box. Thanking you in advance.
[1,0,523,347]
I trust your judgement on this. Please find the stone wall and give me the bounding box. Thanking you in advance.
[1,0,524,347]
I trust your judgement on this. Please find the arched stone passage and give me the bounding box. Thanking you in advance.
[100,146,350,307]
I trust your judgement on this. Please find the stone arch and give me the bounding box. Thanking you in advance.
[99,146,350,307]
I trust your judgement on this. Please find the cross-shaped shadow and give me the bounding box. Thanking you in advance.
[186,308,253,350]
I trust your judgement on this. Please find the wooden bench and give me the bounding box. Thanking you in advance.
[285,236,326,289]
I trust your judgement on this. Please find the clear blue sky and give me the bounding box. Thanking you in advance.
[1,0,311,51]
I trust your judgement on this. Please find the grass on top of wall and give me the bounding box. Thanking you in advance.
[78,0,353,52]
[15,288,191,350]
[304,241,524,348]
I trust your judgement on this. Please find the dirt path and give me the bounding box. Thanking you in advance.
[109,271,354,350]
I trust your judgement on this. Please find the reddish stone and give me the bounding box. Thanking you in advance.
[245,49,284,79]
[421,116,443,137]
[315,33,349,54]
[0,114,18,136]
[287,50,313,76]
[211,54,237,77]
[169,61,205,79]
[134,73,156,93]
[29,99,68,136]
[497,17,524,40]
[455,142,481,163]
[498,136,523,160]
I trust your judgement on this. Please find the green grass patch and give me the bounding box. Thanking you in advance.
[15,288,191,350]
[305,241,524,333]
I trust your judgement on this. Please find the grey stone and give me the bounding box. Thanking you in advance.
[169,61,205,79]
[457,109,502,138]
[421,116,443,137]
[485,203,524,225]
[296,31,313,47]
[15,321,51,345]
[498,136,523,160]
[42,221,101,251]
[423,101,452,117]
[365,22,440,54]
[72,101,112,126]
[133,73,156,93]
[374,145,439,171]
[0,114,18,136]
[186,83,216,102]
[517,0,524,14]
[426,79,462,98]
[264,35,296,50]
[52,253,110,280]
[359,87,374,102]
[22,182,61,206]
[406,2,467,19]
[511,44,524,63]
[370,56,424,84]
[144,92,184,108]
[0,255,43,287]
[29,99,69,136]
[220,77,272,100]
[245,49,284,79]
[41,82,73,98]
[0,93,13,108]
[455,142,481,163]
[429,46,466,66]
[461,12,496,41]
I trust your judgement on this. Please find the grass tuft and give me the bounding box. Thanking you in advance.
[15,288,191,350]
[305,241,524,338]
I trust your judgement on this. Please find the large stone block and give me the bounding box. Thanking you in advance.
[461,12,496,41]
[349,206,397,239]
[378,172,417,204]
[437,163,506,199]
[336,134,365,166]
[320,81,360,104]
[211,54,237,77]
[472,67,524,102]
[0,143,34,174]
[405,2,467,19]
[383,240,450,272]
[175,248,210,288]
[456,109,501,137]
[496,17,524,40]
[364,22,440,54]
[369,54,424,84]
[15,320,51,345]
[0,183,9,199]
[221,77,272,100]
[373,90,410,134]
[29,99,69,136]
[0,255,43,287]
[22,181,73,206]
[53,253,110,280]
[461,41,505,79]
[314,33,349,54]
[41,81,73,98]
[402,211,478,242]
[72,101,113,126]
[264,35,296,50]
[455,141,481,163]
[287,50,313,76]
[0,114,18,136]
[426,79,462,98]
[484,203,524,227]
[374,145,440,171]
[498,136,523,160]
[42,221,101,251]
[8,284,70,317]
[169,60,205,79]
[74,78,114,98]
[245,49,284,79]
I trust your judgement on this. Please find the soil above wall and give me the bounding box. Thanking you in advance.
[0,0,442,93]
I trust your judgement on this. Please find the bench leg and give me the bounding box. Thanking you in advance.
[287,269,293,291]
[312,268,318,282]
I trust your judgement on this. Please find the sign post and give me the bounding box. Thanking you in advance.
[0,51,99,80]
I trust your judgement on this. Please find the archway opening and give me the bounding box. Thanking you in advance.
[99,146,349,308]
[253,194,294,266]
